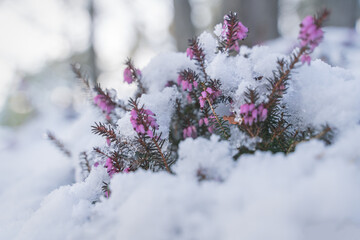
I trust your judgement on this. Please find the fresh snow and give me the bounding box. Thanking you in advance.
[1,27,360,239]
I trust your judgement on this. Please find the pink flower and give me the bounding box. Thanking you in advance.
[186,47,194,60]
[199,118,204,126]
[105,158,116,177]
[239,103,268,126]
[130,107,159,138]
[298,15,323,52]
[199,117,209,126]
[222,14,248,51]
[182,80,189,91]
[199,95,206,108]
[123,167,130,173]
[94,94,115,115]
[236,22,248,40]
[124,67,141,84]
[208,126,214,133]
[198,87,220,108]
[183,125,197,139]
[301,54,311,65]
[106,138,111,146]
[147,129,153,138]
[123,67,133,84]
[240,104,249,114]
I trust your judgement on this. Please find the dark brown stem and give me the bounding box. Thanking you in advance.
[266,47,306,109]
[286,127,331,155]
[206,97,229,139]
[152,137,171,174]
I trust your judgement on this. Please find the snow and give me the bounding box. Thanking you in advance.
[284,59,360,130]
[2,27,360,239]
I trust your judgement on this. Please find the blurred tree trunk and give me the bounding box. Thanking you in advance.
[221,0,279,46]
[173,0,196,51]
[88,0,99,84]
[299,0,358,28]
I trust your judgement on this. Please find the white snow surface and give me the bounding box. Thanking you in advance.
[1,28,360,239]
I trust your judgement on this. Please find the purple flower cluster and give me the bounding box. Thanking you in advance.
[130,108,159,138]
[299,16,324,51]
[186,47,194,60]
[177,74,198,91]
[199,87,221,108]
[183,125,197,139]
[221,17,248,51]
[239,103,268,126]
[124,67,141,84]
[298,15,324,65]
[94,94,115,115]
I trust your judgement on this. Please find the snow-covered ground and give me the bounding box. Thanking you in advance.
[1,27,360,240]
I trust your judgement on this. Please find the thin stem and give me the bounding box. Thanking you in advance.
[286,127,331,155]
[266,47,306,108]
[152,137,171,174]
[206,97,230,139]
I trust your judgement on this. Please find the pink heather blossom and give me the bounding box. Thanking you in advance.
[222,16,248,51]
[106,138,111,146]
[123,67,133,84]
[198,87,221,108]
[182,80,189,91]
[186,47,194,60]
[298,15,323,52]
[123,168,130,173]
[105,158,116,177]
[183,125,197,139]
[208,126,214,133]
[130,107,159,138]
[105,191,110,198]
[94,162,99,167]
[147,129,153,138]
[123,67,141,84]
[199,117,209,127]
[236,22,248,40]
[239,103,268,126]
[301,54,311,65]
[93,94,115,115]
[178,74,197,92]
[199,95,206,108]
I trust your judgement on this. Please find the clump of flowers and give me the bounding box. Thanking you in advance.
[130,107,159,138]
[177,70,199,92]
[63,10,332,199]
[239,103,268,126]
[93,94,115,115]
[198,87,221,108]
[298,11,329,65]
[219,12,248,52]
[123,59,142,84]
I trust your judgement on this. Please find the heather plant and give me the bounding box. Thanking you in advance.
[51,10,333,197]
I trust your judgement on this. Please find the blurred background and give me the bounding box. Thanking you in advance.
[0,0,359,128]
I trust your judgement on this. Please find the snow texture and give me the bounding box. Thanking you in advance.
[2,28,360,240]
